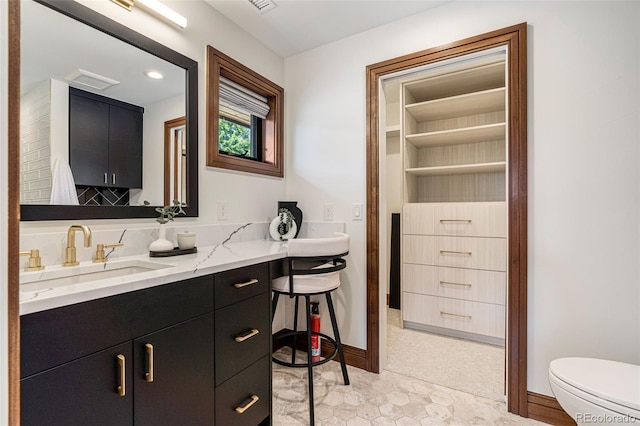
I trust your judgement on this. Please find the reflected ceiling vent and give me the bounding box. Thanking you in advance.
[64,69,120,91]
[248,0,277,14]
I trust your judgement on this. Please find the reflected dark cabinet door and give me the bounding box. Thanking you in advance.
[133,313,215,426]
[69,88,143,189]
[21,342,133,426]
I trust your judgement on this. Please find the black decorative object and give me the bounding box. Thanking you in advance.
[278,201,303,238]
[149,247,197,257]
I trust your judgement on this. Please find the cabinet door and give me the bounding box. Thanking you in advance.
[21,342,133,426]
[133,313,215,426]
[69,93,110,186]
[108,105,143,188]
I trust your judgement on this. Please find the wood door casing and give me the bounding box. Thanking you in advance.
[365,23,528,416]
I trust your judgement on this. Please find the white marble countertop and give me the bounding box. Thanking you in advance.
[19,239,289,316]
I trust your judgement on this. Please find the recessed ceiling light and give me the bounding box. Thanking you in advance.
[145,71,164,80]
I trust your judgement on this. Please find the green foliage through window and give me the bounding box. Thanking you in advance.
[219,117,252,157]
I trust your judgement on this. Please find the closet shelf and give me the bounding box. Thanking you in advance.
[405,88,505,122]
[386,124,400,138]
[405,161,506,176]
[406,123,506,148]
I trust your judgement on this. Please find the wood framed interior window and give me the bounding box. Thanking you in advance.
[206,46,284,177]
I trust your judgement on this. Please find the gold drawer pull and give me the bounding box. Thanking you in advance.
[440,250,472,255]
[440,280,472,287]
[234,278,259,289]
[145,343,154,383]
[116,354,126,397]
[235,328,260,343]
[439,219,472,223]
[440,311,472,319]
[235,394,259,414]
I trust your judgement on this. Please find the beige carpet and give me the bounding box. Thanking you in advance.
[384,308,505,401]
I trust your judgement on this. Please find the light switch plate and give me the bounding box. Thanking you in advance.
[353,203,363,221]
[217,200,228,221]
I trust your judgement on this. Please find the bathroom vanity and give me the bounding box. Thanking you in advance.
[19,240,287,426]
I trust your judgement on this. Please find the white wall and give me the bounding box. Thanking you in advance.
[1,0,9,421]
[284,0,640,397]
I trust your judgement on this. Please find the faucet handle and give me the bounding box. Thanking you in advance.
[93,243,124,263]
[19,249,44,271]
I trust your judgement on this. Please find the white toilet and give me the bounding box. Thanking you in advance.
[549,357,640,425]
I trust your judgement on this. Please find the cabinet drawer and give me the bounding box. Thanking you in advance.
[215,356,270,426]
[403,202,506,237]
[403,294,505,338]
[403,235,506,271]
[403,264,505,304]
[215,293,270,386]
[215,262,269,309]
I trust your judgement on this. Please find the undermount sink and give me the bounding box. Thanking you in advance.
[20,259,173,293]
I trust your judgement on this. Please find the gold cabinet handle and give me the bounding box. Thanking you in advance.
[234,278,258,289]
[440,250,472,255]
[235,394,259,414]
[440,311,472,319]
[440,280,472,287]
[235,328,259,343]
[145,343,154,383]
[116,354,126,397]
[439,219,472,223]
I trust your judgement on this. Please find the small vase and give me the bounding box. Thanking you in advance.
[149,223,174,252]
[278,201,303,238]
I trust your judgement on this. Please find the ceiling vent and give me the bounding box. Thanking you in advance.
[247,0,277,14]
[65,69,120,91]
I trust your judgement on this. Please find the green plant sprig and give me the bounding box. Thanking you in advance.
[143,200,186,224]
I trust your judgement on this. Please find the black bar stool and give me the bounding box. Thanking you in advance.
[271,232,350,426]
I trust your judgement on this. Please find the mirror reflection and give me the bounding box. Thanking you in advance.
[20,0,186,209]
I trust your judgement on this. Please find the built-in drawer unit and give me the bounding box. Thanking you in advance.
[404,294,505,339]
[403,202,507,237]
[403,263,505,305]
[403,235,507,271]
[215,262,270,309]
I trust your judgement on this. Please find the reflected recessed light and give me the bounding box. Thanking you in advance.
[145,71,164,80]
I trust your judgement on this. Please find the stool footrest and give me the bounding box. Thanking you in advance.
[272,330,338,368]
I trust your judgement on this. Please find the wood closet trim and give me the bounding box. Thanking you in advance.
[8,0,21,424]
[365,23,528,416]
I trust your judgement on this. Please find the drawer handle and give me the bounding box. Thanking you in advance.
[145,343,154,383]
[234,278,259,289]
[235,328,260,343]
[440,250,472,256]
[440,280,472,287]
[235,394,259,414]
[116,354,126,397]
[440,311,472,319]
[439,219,472,223]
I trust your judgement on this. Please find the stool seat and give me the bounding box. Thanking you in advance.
[272,267,340,294]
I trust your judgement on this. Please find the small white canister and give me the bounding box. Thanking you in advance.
[177,231,196,250]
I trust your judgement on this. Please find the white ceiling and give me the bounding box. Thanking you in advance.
[204,0,449,58]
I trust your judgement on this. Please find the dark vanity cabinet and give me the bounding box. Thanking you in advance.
[20,262,273,426]
[69,87,143,189]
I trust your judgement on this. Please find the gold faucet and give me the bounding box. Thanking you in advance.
[93,243,124,263]
[19,249,44,271]
[63,225,92,266]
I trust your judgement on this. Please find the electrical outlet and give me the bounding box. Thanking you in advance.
[217,200,228,221]
[323,203,334,221]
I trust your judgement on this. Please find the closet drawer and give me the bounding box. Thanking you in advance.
[403,264,505,305]
[215,356,270,426]
[403,202,506,237]
[215,262,269,309]
[215,292,270,386]
[403,294,505,338]
[403,235,506,271]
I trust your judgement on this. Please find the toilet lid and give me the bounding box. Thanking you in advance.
[549,358,640,412]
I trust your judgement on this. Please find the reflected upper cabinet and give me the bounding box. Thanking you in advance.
[20,0,198,220]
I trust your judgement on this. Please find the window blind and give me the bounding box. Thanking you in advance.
[219,76,270,119]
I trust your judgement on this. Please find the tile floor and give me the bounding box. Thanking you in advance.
[272,347,546,425]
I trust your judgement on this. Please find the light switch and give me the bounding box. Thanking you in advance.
[353,203,363,221]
